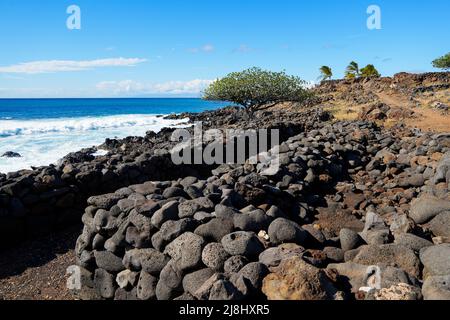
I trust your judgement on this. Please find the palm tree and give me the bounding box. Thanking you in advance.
[345,61,360,79]
[319,66,333,82]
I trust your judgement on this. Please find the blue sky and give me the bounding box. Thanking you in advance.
[0,0,448,98]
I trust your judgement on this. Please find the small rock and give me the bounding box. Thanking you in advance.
[1,151,21,158]
[268,218,307,245]
[262,256,337,300]
[151,218,196,251]
[114,287,139,300]
[202,243,230,271]
[163,187,188,199]
[340,228,362,252]
[422,275,450,300]
[122,248,170,275]
[394,233,433,252]
[194,218,234,242]
[116,270,138,289]
[137,271,157,300]
[409,195,450,224]
[164,232,205,270]
[372,283,422,300]
[351,244,421,277]
[238,262,269,291]
[420,244,450,277]
[208,280,241,300]
[94,269,116,299]
[156,260,184,300]
[221,231,264,257]
[193,273,225,300]
[182,268,215,296]
[179,197,214,218]
[258,244,304,267]
[398,174,425,188]
[428,211,450,237]
[323,247,345,263]
[359,212,390,245]
[130,182,157,196]
[151,200,179,228]
[94,251,125,273]
[88,193,123,210]
[224,255,249,274]
[233,209,271,232]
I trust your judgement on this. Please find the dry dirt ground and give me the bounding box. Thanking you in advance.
[376,92,450,133]
[0,226,80,300]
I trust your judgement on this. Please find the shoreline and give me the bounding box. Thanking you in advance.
[0,97,231,173]
[0,113,192,174]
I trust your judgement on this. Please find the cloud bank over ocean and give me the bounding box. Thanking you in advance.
[0,58,147,74]
[96,79,214,96]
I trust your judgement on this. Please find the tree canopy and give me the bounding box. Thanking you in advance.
[319,66,333,81]
[360,64,381,78]
[432,53,450,70]
[203,67,311,111]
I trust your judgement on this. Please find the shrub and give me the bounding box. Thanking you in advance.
[203,67,311,112]
[360,64,381,78]
[432,53,450,70]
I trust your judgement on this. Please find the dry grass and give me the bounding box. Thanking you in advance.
[323,101,360,121]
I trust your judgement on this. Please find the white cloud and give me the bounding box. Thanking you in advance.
[202,44,215,52]
[0,57,147,74]
[96,80,146,94]
[0,87,84,98]
[233,44,254,53]
[188,44,215,54]
[96,79,214,96]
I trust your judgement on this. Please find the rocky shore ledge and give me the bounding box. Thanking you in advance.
[63,108,450,300]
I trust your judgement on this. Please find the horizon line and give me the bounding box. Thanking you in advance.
[0,97,208,100]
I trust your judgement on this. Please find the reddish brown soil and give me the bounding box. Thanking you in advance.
[0,226,80,300]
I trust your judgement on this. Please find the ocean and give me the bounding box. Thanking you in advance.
[0,98,229,173]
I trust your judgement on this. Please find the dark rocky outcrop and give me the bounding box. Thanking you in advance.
[67,115,450,300]
[1,151,21,158]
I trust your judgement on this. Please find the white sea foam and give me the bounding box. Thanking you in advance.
[0,114,188,173]
[92,149,109,157]
[0,114,183,137]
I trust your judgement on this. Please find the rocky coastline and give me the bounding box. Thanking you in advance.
[1,72,450,300]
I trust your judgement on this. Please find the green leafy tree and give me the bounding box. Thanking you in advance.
[345,61,360,79]
[319,66,333,81]
[203,67,311,112]
[360,64,381,78]
[432,52,450,70]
